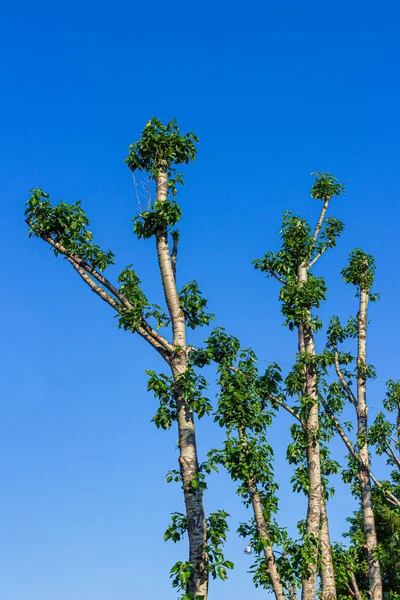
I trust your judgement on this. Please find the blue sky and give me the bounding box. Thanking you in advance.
[1,1,400,598]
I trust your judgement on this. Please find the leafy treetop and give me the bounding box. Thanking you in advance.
[125,117,199,197]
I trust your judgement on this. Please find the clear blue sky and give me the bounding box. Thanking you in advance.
[1,1,400,598]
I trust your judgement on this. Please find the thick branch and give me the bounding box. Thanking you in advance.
[155,169,186,347]
[69,260,170,360]
[27,221,173,355]
[69,259,121,311]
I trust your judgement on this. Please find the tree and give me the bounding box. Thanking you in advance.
[25,118,232,600]
[25,128,400,600]
[325,250,383,600]
[253,173,345,600]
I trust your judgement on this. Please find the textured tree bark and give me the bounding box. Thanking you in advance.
[356,287,382,600]
[297,263,335,600]
[156,166,208,599]
[248,480,286,600]
[320,500,337,600]
[238,428,286,600]
[349,571,363,600]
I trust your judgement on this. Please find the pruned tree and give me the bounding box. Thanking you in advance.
[25,118,232,600]
[253,173,346,600]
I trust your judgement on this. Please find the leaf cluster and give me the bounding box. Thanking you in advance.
[125,117,199,197]
[25,188,115,271]
[179,282,214,330]
[147,368,211,430]
[133,200,182,238]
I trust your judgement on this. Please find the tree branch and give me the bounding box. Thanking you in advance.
[307,244,329,270]
[384,438,400,470]
[312,198,330,243]
[269,394,306,428]
[69,260,171,360]
[270,270,287,284]
[320,397,400,509]
[334,350,357,407]
[27,221,174,355]
[320,397,360,462]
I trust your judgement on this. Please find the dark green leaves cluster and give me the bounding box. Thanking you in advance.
[125,117,199,197]
[179,282,215,330]
[147,367,211,430]
[310,172,346,201]
[279,274,326,331]
[167,510,233,598]
[342,249,376,293]
[25,188,115,271]
[133,200,182,238]
[117,266,170,332]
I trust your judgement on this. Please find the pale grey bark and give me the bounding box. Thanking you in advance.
[356,287,382,600]
[155,167,208,599]
[320,500,337,600]
[238,428,286,600]
[297,263,324,600]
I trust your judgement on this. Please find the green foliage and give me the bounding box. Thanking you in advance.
[125,117,199,197]
[167,510,233,597]
[147,367,212,430]
[178,281,215,329]
[384,380,400,414]
[342,249,377,293]
[117,266,148,332]
[25,188,115,271]
[133,199,182,238]
[190,328,241,369]
[315,216,345,253]
[279,273,327,331]
[165,512,188,543]
[205,510,234,581]
[310,171,346,201]
[335,493,400,599]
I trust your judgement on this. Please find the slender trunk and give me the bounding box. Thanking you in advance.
[356,287,382,600]
[349,571,363,600]
[156,167,208,599]
[312,198,330,242]
[297,263,324,600]
[173,357,208,599]
[320,500,337,600]
[238,428,286,600]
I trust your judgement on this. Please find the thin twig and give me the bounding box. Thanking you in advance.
[334,350,357,407]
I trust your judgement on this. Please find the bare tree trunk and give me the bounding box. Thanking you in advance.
[156,167,208,599]
[297,263,324,600]
[320,500,337,600]
[238,428,286,600]
[356,288,382,600]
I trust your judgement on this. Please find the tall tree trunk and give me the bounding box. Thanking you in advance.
[297,263,332,600]
[320,499,337,600]
[238,428,286,600]
[156,166,208,599]
[357,287,382,600]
